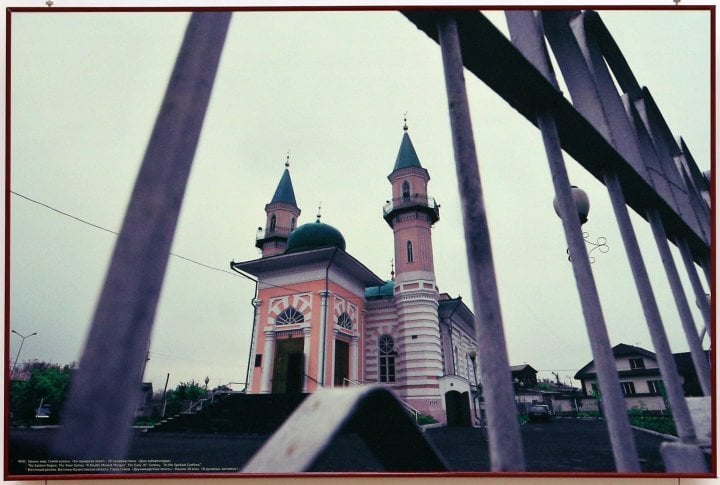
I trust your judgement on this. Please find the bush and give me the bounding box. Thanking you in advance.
[629,415,677,436]
[134,417,162,426]
[417,414,438,425]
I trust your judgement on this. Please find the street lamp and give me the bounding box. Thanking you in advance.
[552,185,608,263]
[10,330,37,380]
[553,185,590,225]
[467,350,481,425]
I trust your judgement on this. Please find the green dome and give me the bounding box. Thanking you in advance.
[285,220,346,254]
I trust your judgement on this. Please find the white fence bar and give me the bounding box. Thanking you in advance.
[647,209,711,396]
[539,117,642,473]
[437,15,525,472]
[506,11,641,472]
[677,237,711,338]
[604,171,698,444]
[51,12,232,460]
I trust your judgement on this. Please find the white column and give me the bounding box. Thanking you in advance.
[317,290,329,386]
[302,326,311,392]
[350,335,359,382]
[329,329,339,388]
[246,299,262,392]
[260,330,275,393]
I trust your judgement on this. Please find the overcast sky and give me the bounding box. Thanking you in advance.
[6,6,711,392]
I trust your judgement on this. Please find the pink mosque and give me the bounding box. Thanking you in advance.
[231,123,479,425]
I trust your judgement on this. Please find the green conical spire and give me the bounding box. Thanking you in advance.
[270,157,297,205]
[391,121,423,172]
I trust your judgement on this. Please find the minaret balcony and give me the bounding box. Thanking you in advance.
[383,194,440,225]
[255,225,294,246]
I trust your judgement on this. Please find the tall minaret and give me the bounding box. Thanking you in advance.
[382,119,444,421]
[256,157,301,257]
[383,119,439,280]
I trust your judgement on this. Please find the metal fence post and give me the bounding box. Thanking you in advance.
[506,11,641,472]
[677,237,711,338]
[437,15,525,472]
[604,171,698,445]
[538,114,641,473]
[699,257,711,288]
[647,209,710,396]
[51,12,232,460]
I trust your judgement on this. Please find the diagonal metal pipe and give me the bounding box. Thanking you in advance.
[647,210,710,396]
[505,10,640,472]
[52,12,232,460]
[437,15,525,472]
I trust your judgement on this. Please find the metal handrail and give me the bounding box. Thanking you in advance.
[382,194,438,216]
[256,226,294,240]
[182,387,230,414]
[183,396,209,414]
[399,400,421,423]
[304,373,323,388]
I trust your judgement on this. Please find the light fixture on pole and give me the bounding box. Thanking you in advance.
[553,185,608,263]
[10,330,37,380]
[467,350,481,425]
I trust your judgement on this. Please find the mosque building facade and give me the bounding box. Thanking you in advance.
[231,124,479,425]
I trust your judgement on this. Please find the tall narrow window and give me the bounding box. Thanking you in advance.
[621,381,636,396]
[406,241,414,263]
[378,334,396,383]
[647,380,665,395]
[269,214,277,232]
[402,181,410,199]
[291,217,296,230]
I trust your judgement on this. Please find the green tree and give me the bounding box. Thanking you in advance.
[163,380,207,416]
[10,361,76,425]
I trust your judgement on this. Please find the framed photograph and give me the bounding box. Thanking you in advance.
[6,2,714,480]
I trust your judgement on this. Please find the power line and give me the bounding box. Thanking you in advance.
[11,191,118,235]
[10,190,241,279]
[11,190,379,306]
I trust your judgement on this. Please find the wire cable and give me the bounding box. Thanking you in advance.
[11,190,394,307]
[10,190,241,278]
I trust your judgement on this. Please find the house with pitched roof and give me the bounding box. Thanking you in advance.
[574,343,708,413]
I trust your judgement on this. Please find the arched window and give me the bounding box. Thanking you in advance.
[269,214,277,232]
[406,241,414,263]
[291,217,296,231]
[337,312,353,329]
[378,334,396,383]
[275,307,304,326]
[402,181,411,199]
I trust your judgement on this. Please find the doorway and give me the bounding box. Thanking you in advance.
[445,390,472,426]
[272,338,304,393]
[334,340,350,387]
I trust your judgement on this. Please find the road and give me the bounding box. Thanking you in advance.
[426,418,668,472]
[8,418,676,476]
